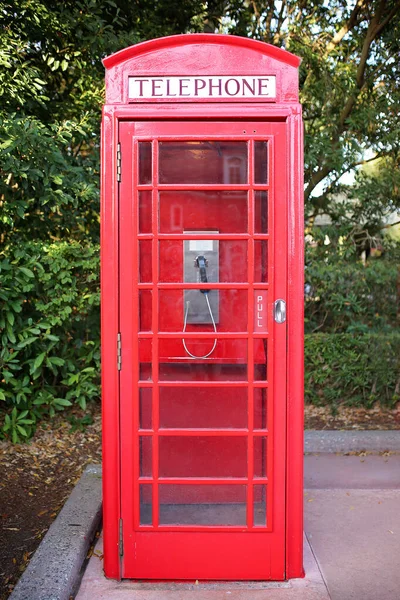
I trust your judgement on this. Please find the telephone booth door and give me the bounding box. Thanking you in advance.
[119,119,288,580]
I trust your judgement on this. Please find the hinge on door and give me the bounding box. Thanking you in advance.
[116,143,121,182]
[119,518,124,557]
[117,332,122,371]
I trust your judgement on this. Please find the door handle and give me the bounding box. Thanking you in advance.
[274,299,286,323]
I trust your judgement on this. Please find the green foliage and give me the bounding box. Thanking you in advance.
[216,1,400,243]
[1,1,400,438]
[0,0,205,440]
[305,334,400,409]
[0,241,99,442]
[0,114,99,242]
[305,259,399,333]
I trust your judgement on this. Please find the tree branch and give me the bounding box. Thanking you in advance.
[372,0,400,38]
[263,0,275,41]
[381,220,400,230]
[325,0,364,55]
[273,0,287,45]
[306,2,400,200]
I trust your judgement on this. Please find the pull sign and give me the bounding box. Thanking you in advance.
[274,299,286,323]
[254,291,268,333]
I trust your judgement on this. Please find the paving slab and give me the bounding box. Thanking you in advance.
[304,430,400,454]
[304,488,400,600]
[75,533,330,600]
[304,453,400,489]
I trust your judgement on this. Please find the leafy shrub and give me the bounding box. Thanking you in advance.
[0,114,99,243]
[0,240,99,442]
[305,260,399,333]
[305,333,400,409]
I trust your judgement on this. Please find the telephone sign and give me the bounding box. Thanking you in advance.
[101,34,304,582]
[128,75,277,99]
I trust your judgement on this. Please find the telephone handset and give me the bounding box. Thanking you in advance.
[183,233,218,359]
[195,255,210,294]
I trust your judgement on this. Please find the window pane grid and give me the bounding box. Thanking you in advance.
[136,137,272,532]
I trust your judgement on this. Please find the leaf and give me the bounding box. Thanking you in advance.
[17,410,29,420]
[16,424,28,437]
[32,352,46,372]
[0,139,13,150]
[7,329,16,344]
[17,337,38,349]
[19,267,34,278]
[45,334,59,342]
[48,357,65,366]
[53,398,72,407]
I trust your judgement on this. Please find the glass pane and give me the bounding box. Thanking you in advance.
[254,290,268,333]
[159,141,248,184]
[140,484,152,525]
[139,338,152,381]
[159,485,247,526]
[139,290,151,332]
[159,436,247,477]
[139,436,152,477]
[139,240,152,282]
[138,142,152,184]
[253,484,267,527]
[159,191,248,233]
[254,388,267,430]
[139,191,152,233]
[158,289,247,332]
[139,388,152,430]
[159,240,248,283]
[254,339,267,381]
[254,436,267,478]
[254,240,268,283]
[254,191,268,233]
[159,361,248,382]
[159,386,247,429]
[254,141,268,184]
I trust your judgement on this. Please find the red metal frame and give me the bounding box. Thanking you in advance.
[101,34,303,581]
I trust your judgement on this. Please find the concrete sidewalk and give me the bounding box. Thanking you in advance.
[10,432,400,600]
[76,532,329,600]
[75,453,400,600]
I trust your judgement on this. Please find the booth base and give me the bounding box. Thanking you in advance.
[76,532,329,600]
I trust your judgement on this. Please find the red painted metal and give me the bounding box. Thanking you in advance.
[101,34,303,582]
[100,106,121,580]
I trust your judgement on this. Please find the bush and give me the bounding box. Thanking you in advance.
[0,240,99,442]
[305,333,400,409]
[305,260,399,333]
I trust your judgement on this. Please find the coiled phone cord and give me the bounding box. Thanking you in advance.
[182,293,217,359]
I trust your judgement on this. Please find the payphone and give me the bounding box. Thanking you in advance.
[101,34,304,582]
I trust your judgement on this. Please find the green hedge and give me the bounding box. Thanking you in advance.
[1,243,399,442]
[305,261,398,333]
[305,333,400,408]
[0,241,99,442]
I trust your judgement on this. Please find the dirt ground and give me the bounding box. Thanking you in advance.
[0,407,101,599]
[0,402,399,598]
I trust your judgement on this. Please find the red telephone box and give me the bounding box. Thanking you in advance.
[101,34,304,582]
